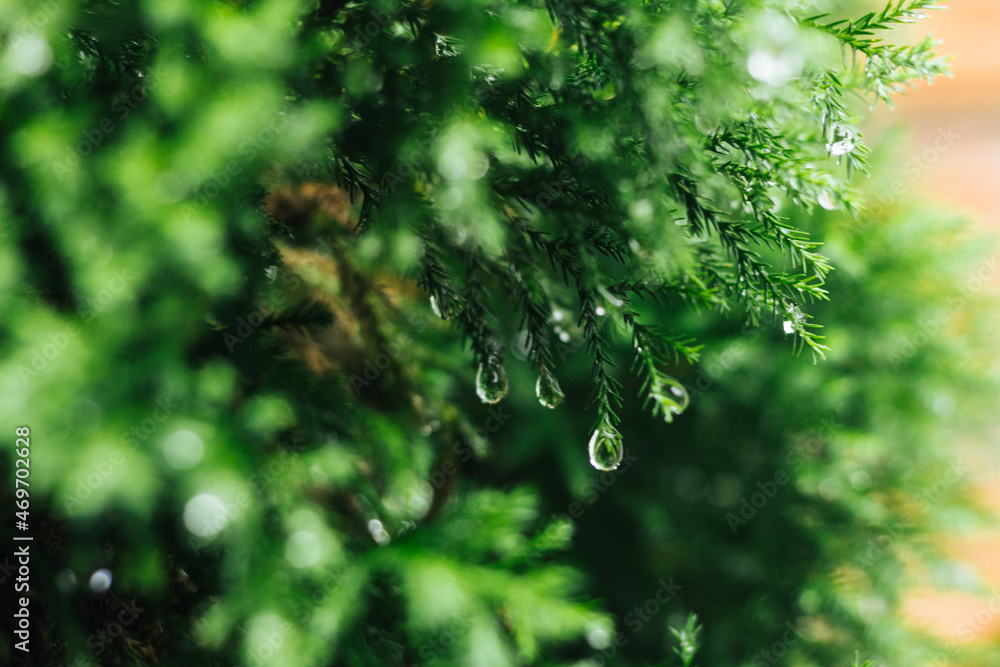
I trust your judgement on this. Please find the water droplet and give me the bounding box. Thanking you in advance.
[817,190,836,211]
[559,331,570,343]
[429,294,457,321]
[552,310,565,322]
[826,126,857,157]
[595,306,606,317]
[827,139,854,157]
[655,378,690,423]
[588,428,623,471]
[475,357,508,404]
[783,320,795,334]
[536,373,565,409]
[666,380,690,412]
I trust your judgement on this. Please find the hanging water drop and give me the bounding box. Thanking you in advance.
[665,379,690,414]
[655,377,690,423]
[588,428,623,471]
[475,357,508,404]
[817,190,836,211]
[429,295,445,319]
[826,125,857,157]
[827,139,854,157]
[536,372,565,409]
[430,294,459,321]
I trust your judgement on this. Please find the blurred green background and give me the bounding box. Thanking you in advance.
[2,0,999,666]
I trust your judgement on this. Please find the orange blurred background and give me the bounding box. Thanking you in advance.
[867,1,1000,657]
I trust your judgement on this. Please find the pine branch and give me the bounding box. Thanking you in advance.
[671,173,830,306]
[507,222,559,375]
[261,298,335,334]
[804,0,950,108]
[669,614,703,667]
[418,231,464,322]
[456,252,506,374]
[805,72,871,177]
[578,287,622,430]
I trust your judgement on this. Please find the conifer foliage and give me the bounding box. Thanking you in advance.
[0,0,972,666]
